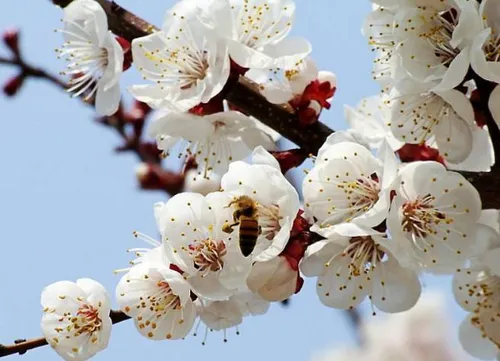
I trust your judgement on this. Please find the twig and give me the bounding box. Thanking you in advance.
[0,311,129,357]
[0,56,66,89]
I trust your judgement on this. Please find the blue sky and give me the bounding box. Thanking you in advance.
[0,1,473,361]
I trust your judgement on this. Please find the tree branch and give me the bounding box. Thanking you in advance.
[0,56,67,89]
[0,311,129,358]
[51,0,158,42]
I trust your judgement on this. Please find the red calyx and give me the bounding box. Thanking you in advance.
[115,36,132,72]
[229,58,249,77]
[189,94,225,116]
[3,73,25,97]
[2,28,20,57]
[297,106,319,127]
[288,79,336,127]
[301,79,336,110]
[270,148,309,174]
[396,143,445,165]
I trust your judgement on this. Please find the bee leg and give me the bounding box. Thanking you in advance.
[258,225,262,235]
[222,222,239,234]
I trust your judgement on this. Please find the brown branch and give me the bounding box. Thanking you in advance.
[225,77,333,155]
[0,56,67,89]
[0,311,129,358]
[51,0,158,42]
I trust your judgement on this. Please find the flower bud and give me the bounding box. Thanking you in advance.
[317,70,337,90]
[183,169,221,195]
[3,73,24,97]
[247,256,300,302]
[2,27,20,57]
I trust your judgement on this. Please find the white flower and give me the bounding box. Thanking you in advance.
[149,110,275,179]
[389,89,476,163]
[195,297,244,343]
[387,161,481,273]
[453,210,500,360]
[232,291,270,316]
[219,147,301,262]
[469,0,500,84]
[197,0,311,69]
[362,4,398,91]
[129,2,230,112]
[116,263,197,340]
[246,57,318,104]
[155,192,252,300]
[56,0,123,116]
[246,255,300,302]
[303,140,397,230]
[301,223,421,312]
[193,290,269,343]
[393,1,472,93]
[344,94,403,151]
[41,279,112,361]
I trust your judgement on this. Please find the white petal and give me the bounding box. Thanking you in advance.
[453,267,485,312]
[459,315,499,360]
[95,81,120,116]
[471,28,500,84]
[371,258,421,313]
[251,146,280,170]
[76,278,110,311]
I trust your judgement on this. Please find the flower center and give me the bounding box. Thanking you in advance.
[401,194,447,238]
[57,31,110,100]
[189,239,227,276]
[418,9,459,66]
[257,203,282,241]
[72,304,102,338]
[154,280,182,312]
[341,173,380,222]
[342,236,384,276]
[484,28,500,63]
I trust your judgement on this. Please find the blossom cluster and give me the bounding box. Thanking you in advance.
[32,0,500,360]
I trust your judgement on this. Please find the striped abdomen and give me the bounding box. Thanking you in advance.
[238,216,259,257]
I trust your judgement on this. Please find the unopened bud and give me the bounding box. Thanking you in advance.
[317,70,337,89]
[115,36,132,71]
[308,100,322,115]
[247,256,299,302]
[3,27,20,57]
[3,73,24,97]
[183,169,221,195]
[135,163,150,183]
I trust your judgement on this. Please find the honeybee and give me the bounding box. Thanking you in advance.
[222,195,261,257]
